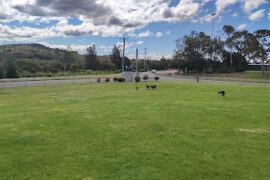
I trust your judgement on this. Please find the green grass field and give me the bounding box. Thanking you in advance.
[0,82,270,180]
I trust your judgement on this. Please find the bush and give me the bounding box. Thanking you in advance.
[36,72,44,77]
[117,77,125,83]
[113,77,118,82]
[135,76,141,82]
[155,76,160,81]
[21,71,33,78]
[5,60,18,78]
[97,78,101,83]
[143,75,149,81]
[46,73,53,77]
[0,64,5,79]
[105,78,110,82]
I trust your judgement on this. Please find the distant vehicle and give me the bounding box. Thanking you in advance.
[151,70,157,74]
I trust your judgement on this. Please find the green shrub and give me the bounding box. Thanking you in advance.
[21,71,33,78]
[143,75,149,81]
[34,72,44,77]
[117,77,125,83]
[5,60,18,78]
[113,77,118,82]
[135,76,141,82]
[46,73,53,77]
[0,64,4,79]
[105,78,110,82]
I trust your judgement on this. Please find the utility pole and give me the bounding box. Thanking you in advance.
[136,48,139,76]
[120,37,128,72]
[144,48,148,72]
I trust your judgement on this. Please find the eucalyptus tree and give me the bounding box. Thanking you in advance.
[174,31,213,73]
[85,45,99,70]
[110,45,122,70]
[223,25,235,69]
[255,29,270,75]
[231,31,259,60]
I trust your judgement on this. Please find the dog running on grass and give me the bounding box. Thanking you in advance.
[151,84,157,90]
[146,84,158,90]
[218,90,225,97]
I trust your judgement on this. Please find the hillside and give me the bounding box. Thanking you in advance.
[0,43,82,61]
[0,43,118,79]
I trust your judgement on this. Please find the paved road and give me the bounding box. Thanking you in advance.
[155,70,270,87]
[0,71,269,89]
[0,75,117,89]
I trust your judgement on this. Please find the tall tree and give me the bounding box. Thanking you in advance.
[5,59,18,78]
[0,62,4,79]
[223,25,235,70]
[255,29,270,75]
[223,25,235,68]
[110,45,122,70]
[85,45,99,70]
[174,31,212,73]
[63,49,76,71]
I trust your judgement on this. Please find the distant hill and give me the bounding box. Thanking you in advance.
[0,43,82,61]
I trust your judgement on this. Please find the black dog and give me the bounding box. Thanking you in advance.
[146,84,157,90]
[151,85,157,90]
[218,90,225,97]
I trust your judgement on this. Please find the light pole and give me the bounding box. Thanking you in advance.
[120,37,128,72]
[136,48,139,76]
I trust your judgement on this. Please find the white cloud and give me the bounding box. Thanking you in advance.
[116,40,144,50]
[232,12,238,17]
[0,0,206,39]
[0,24,58,42]
[249,9,265,21]
[155,32,163,38]
[215,0,238,15]
[242,0,267,13]
[237,23,247,31]
[214,0,267,17]
[127,50,172,60]
[138,30,153,38]
[148,52,172,60]
[268,12,270,20]
[0,0,268,42]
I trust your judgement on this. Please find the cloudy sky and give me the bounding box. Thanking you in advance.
[0,0,269,59]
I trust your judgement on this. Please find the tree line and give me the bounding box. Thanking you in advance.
[172,25,270,74]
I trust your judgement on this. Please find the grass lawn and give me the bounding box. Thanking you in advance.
[0,81,270,180]
[200,71,270,81]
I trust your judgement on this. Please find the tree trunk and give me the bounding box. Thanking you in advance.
[262,58,265,75]
[230,53,233,72]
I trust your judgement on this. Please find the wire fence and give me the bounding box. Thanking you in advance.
[0,72,269,95]
[157,71,270,87]
[0,77,116,94]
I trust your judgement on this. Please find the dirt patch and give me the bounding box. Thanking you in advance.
[238,128,270,133]
[21,131,41,137]
[82,177,93,180]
